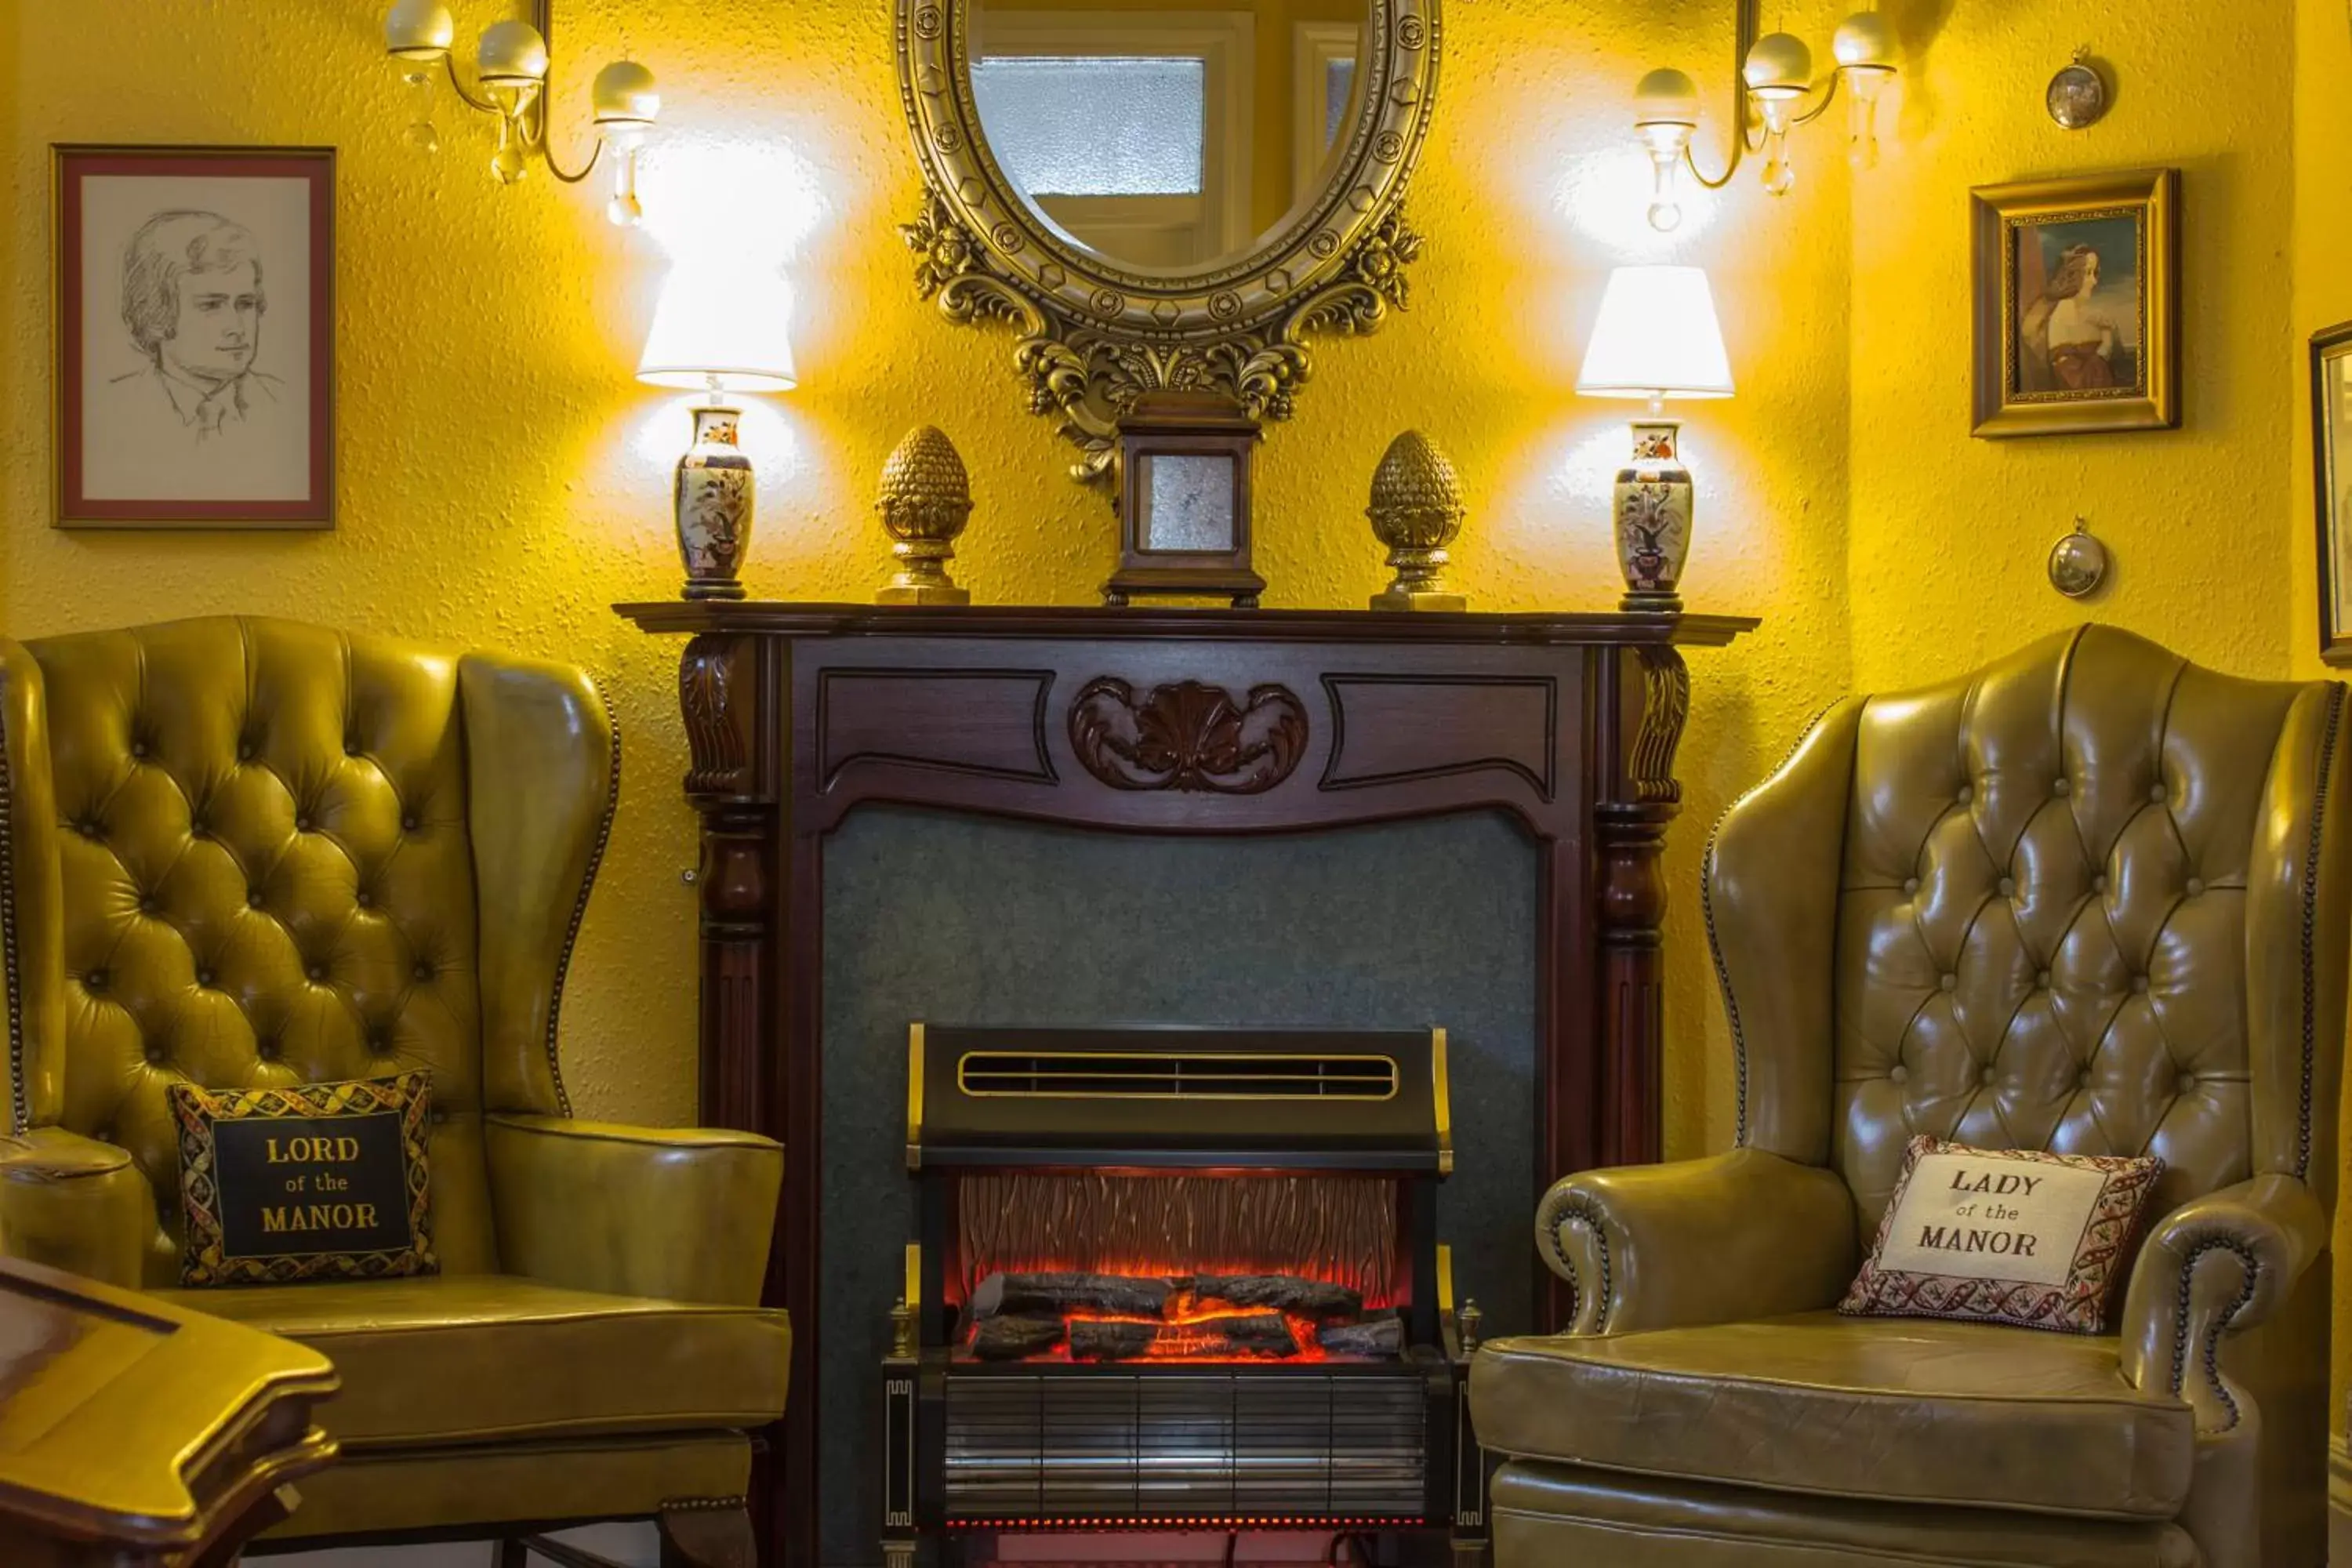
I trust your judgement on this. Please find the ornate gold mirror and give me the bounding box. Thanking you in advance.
[896,0,1440,489]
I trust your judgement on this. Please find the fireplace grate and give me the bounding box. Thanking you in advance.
[942,1371,1430,1523]
[956,1050,1399,1102]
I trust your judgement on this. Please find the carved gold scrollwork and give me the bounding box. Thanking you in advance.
[895,0,1442,493]
[1069,678,1309,794]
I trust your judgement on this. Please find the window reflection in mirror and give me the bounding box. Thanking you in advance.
[970,1,1371,274]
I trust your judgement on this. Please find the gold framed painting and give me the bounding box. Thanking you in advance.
[2312,321,2352,665]
[1971,168,2178,437]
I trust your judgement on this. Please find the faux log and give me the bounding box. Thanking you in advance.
[1315,1316,1406,1359]
[1068,1313,1299,1362]
[969,1272,1174,1322]
[1189,1275,1363,1321]
[967,1315,1066,1361]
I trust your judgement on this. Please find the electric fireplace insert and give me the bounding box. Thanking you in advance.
[880,1024,1488,1566]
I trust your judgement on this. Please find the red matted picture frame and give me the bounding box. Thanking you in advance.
[54,144,333,529]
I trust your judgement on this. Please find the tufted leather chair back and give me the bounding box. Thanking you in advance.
[2,618,615,1285]
[1813,626,2346,1238]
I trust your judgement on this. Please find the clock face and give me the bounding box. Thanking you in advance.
[2046,63,2109,129]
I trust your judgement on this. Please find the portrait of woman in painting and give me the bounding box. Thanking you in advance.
[1972,171,2176,437]
[2013,214,2142,398]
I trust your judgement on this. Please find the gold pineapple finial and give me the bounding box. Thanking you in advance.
[876,426,975,605]
[1367,430,1468,612]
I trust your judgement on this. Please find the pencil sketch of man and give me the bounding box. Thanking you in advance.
[105,210,282,445]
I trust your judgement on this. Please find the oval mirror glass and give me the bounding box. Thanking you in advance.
[968,0,1374,274]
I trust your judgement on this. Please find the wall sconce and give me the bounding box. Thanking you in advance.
[1634,0,1895,230]
[383,0,657,226]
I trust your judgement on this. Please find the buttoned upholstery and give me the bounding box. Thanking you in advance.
[1472,628,2350,1568]
[0,617,789,1560]
[32,618,502,1279]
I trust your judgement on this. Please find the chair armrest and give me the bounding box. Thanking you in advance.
[1537,1147,1857,1334]
[2118,1174,2326,1433]
[485,1114,782,1306]
[0,1127,151,1289]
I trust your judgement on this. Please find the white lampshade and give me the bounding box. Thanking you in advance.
[1575,265,1734,401]
[637,266,800,394]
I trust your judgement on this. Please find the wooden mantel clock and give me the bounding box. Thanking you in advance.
[615,597,1755,1566]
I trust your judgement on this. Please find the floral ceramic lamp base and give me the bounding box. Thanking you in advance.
[674,404,754,601]
[1613,419,1691,614]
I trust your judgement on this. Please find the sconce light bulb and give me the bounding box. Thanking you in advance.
[1632,67,1701,132]
[1742,31,1815,100]
[1647,200,1684,234]
[384,0,455,60]
[477,19,550,86]
[592,60,662,129]
[1831,11,1898,74]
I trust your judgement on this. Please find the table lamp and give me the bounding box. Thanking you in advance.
[1575,264,1733,612]
[637,267,799,601]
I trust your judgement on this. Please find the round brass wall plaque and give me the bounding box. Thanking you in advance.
[2046,58,2109,129]
[895,0,1442,491]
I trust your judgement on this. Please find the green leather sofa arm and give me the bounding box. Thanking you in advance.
[486,1114,783,1306]
[0,1127,150,1290]
[2118,1173,2327,1434]
[1536,1146,1857,1334]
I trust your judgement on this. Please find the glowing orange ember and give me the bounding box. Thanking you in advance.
[956,1265,1399,1364]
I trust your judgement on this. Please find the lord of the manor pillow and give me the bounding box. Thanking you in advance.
[169,1070,437,1287]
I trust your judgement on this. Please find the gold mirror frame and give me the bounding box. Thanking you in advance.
[895,0,1441,490]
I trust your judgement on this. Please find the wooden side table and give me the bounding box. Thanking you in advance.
[0,1256,338,1566]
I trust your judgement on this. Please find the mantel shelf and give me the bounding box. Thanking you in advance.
[614,599,1760,648]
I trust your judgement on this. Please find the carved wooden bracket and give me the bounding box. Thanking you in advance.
[1068,677,1308,794]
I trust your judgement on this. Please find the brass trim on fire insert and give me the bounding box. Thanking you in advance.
[1432,1027,1454,1175]
[1436,1242,1456,1316]
[953,1049,1401,1102]
[906,1023,926,1171]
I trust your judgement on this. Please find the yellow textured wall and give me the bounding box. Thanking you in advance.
[0,2,1855,1167]
[1851,0,2296,693]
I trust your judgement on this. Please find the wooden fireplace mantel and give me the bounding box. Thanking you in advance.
[614,600,1756,1566]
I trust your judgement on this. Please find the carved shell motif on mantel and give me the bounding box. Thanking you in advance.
[894,0,1442,495]
[1069,678,1310,794]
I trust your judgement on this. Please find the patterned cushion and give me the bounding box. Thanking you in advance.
[170,1072,437,1286]
[1839,1137,2161,1333]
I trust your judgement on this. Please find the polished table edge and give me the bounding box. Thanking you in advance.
[0,1258,340,1552]
[614,600,1761,648]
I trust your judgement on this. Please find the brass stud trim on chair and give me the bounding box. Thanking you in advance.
[2294,684,2344,1181]
[539,676,623,1120]
[1703,696,1842,1148]
[2166,1236,2262,1432]
[1534,1187,1613,1333]
[0,698,21,1135]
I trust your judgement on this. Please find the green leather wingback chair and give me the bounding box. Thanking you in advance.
[1470,626,2348,1568]
[0,617,790,1564]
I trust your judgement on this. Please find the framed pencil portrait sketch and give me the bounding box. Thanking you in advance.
[54,145,333,528]
[1970,168,2178,438]
[2312,321,2352,664]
